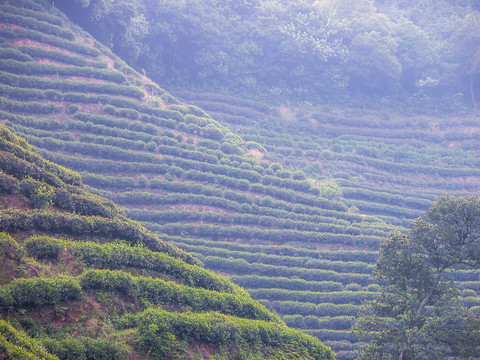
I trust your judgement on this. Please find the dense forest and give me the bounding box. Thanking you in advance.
[57,0,480,112]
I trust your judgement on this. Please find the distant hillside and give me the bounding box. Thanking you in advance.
[176,91,480,227]
[0,124,335,359]
[2,2,480,360]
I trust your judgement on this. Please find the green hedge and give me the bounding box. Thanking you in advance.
[168,237,379,263]
[80,269,276,322]
[0,128,82,186]
[0,59,126,83]
[24,235,237,293]
[248,288,378,305]
[270,300,361,317]
[0,208,199,266]
[0,12,75,40]
[42,336,127,360]
[0,320,59,360]
[284,314,355,330]
[0,4,64,26]
[0,46,34,62]
[0,276,82,309]
[80,172,135,190]
[0,71,142,98]
[153,222,381,248]
[268,301,361,317]
[1,112,61,130]
[118,308,334,359]
[230,275,343,292]
[202,256,374,285]
[0,98,62,114]
[0,27,100,56]
[174,243,374,273]
[304,329,358,343]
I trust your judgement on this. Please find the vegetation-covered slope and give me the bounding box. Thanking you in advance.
[55,0,480,112]
[176,91,480,227]
[0,1,394,358]
[1,1,479,359]
[0,125,335,359]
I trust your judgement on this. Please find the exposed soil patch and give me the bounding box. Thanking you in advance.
[0,194,31,211]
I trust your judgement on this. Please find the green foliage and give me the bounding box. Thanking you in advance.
[0,11,75,40]
[24,235,237,293]
[0,320,59,360]
[80,269,277,321]
[0,71,142,98]
[42,336,129,360]
[0,232,25,263]
[354,195,480,359]
[119,308,335,360]
[31,185,54,209]
[136,323,179,358]
[0,276,82,309]
[0,208,199,265]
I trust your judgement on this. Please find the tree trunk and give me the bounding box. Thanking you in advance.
[417,275,441,316]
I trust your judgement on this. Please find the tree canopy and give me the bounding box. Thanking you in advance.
[54,0,480,111]
[354,195,480,359]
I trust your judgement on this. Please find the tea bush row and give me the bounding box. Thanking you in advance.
[24,235,237,293]
[80,269,275,321]
[248,288,378,305]
[0,320,59,360]
[284,314,355,330]
[267,300,361,317]
[154,222,381,248]
[0,138,81,188]
[118,308,333,358]
[169,237,379,263]
[0,208,198,265]
[0,71,142,98]
[202,256,374,285]
[0,12,75,40]
[0,27,100,57]
[230,275,343,292]
[0,276,81,309]
[171,243,373,274]
[0,59,125,82]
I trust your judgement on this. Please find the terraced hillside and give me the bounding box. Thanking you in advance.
[0,125,336,359]
[1,2,479,359]
[0,1,394,358]
[176,91,480,227]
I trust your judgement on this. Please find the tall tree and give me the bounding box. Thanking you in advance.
[452,13,480,111]
[354,195,480,360]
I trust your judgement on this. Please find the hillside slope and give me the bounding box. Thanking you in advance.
[175,91,480,227]
[0,125,335,359]
[0,1,395,358]
[2,1,479,359]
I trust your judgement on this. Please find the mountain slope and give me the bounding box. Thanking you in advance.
[2,2,479,359]
[0,124,335,359]
[0,1,391,357]
[175,91,480,226]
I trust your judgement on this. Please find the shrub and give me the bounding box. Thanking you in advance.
[31,185,54,209]
[1,276,82,308]
[0,233,24,262]
[24,235,237,294]
[79,269,275,321]
[0,320,59,360]
[345,283,362,292]
[65,104,79,115]
[119,309,334,359]
[24,236,63,261]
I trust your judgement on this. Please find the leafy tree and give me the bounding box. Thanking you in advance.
[354,195,480,359]
[452,12,480,110]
